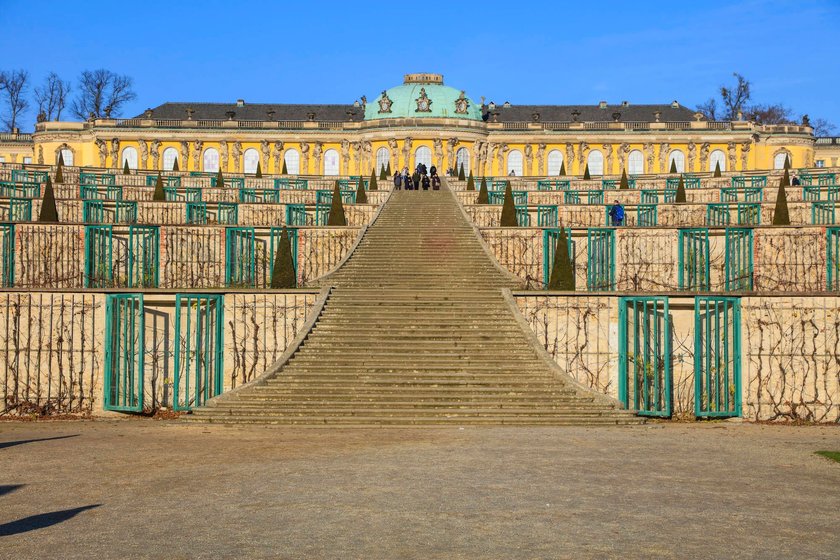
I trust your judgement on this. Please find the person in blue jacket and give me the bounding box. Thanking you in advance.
[609,199,625,226]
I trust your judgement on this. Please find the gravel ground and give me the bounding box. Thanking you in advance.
[1,420,838,559]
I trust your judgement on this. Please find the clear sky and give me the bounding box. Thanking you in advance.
[1,0,838,131]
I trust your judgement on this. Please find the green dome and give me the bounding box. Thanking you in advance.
[365,74,483,121]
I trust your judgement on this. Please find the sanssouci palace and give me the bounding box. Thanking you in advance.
[0,73,830,175]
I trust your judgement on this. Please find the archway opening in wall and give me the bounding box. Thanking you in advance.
[162,147,178,171]
[669,150,685,173]
[774,152,790,170]
[375,147,390,175]
[243,148,260,174]
[203,148,220,172]
[709,149,726,172]
[415,146,432,169]
[324,149,339,175]
[60,148,74,166]
[547,150,564,176]
[587,150,604,175]
[628,150,644,175]
[284,149,300,175]
[456,147,470,175]
[507,150,523,176]
[121,147,138,170]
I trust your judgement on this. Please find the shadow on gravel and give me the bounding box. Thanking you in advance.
[0,434,79,450]
[0,484,25,497]
[0,505,100,537]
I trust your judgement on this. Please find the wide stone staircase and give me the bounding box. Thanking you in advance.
[189,184,640,425]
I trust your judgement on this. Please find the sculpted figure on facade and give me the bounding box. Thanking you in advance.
[617,142,630,171]
[479,142,489,175]
[602,144,613,175]
[740,141,751,170]
[192,140,203,170]
[179,140,190,171]
[403,137,413,169]
[219,140,228,170]
[659,143,670,172]
[312,142,323,173]
[577,142,588,169]
[447,137,459,172]
[96,139,107,168]
[110,138,120,167]
[150,140,161,169]
[260,139,270,170]
[352,141,362,173]
[433,138,443,168]
[37,145,44,165]
[699,142,710,170]
[524,144,533,175]
[565,143,575,173]
[643,143,654,173]
[272,141,284,172]
[687,142,696,172]
[387,138,399,169]
[300,142,310,174]
[497,144,509,174]
[340,139,351,173]
[362,141,372,172]
[138,140,148,169]
[536,143,546,176]
[727,142,737,171]
[231,141,242,172]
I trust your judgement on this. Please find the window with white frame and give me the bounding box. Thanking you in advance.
[243,148,260,174]
[773,152,790,170]
[60,148,73,166]
[284,149,300,175]
[507,150,523,176]
[375,147,390,175]
[162,147,179,171]
[456,147,470,175]
[121,147,138,170]
[324,149,339,175]
[587,150,604,175]
[627,150,644,175]
[547,150,564,175]
[709,149,726,172]
[203,148,220,172]
[415,146,432,169]
[669,150,685,173]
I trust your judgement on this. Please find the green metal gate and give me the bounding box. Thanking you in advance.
[225,227,256,287]
[0,224,14,287]
[104,294,144,412]
[694,297,741,418]
[173,294,224,411]
[724,228,754,291]
[812,202,836,225]
[678,228,710,291]
[9,198,31,221]
[84,225,113,288]
[542,228,574,286]
[619,296,672,417]
[586,228,615,291]
[128,226,159,288]
[827,228,840,291]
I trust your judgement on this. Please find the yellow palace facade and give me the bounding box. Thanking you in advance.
[28,73,815,176]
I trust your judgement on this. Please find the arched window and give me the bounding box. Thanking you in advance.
[507,150,523,176]
[669,150,685,173]
[203,148,220,172]
[627,150,644,175]
[547,150,564,175]
[324,149,339,175]
[162,147,179,171]
[415,146,432,168]
[284,149,300,175]
[375,147,390,175]
[121,147,138,170]
[60,148,74,166]
[774,152,790,170]
[709,149,726,172]
[456,147,470,175]
[243,148,260,174]
[587,150,604,176]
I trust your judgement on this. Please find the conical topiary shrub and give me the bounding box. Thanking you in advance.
[369,170,378,191]
[669,159,677,174]
[270,226,297,288]
[55,152,64,184]
[500,182,517,227]
[355,175,368,204]
[784,155,791,170]
[152,174,166,201]
[559,161,566,176]
[583,163,591,180]
[386,161,391,176]
[773,175,790,225]
[619,169,629,189]
[379,164,387,180]
[327,183,347,226]
[255,161,262,178]
[38,176,59,222]
[477,177,489,204]
[713,161,722,178]
[281,159,288,175]
[123,159,130,175]
[216,167,224,188]
[548,227,575,290]
[781,167,791,187]
[466,171,475,191]
[458,163,465,181]
[172,156,179,171]
[675,175,687,203]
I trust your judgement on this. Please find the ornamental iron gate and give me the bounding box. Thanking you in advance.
[128,226,160,288]
[225,227,256,287]
[173,294,224,411]
[586,228,615,291]
[103,294,144,412]
[619,296,672,417]
[694,297,741,418]
[724,228,754,291]
[678,228,710,291]
[0,224,13,287]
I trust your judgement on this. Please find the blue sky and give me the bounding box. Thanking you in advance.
[1,0,838,130]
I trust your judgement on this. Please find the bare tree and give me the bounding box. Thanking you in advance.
[71,69,137,120]
[745,103,794,125]
[0,69,31,131]
[812,118,837,137]
[719,73,751,120]
[34,72,71,121]
[696,98,717,120]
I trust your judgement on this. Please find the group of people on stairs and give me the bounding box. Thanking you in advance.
[392,162,441,191]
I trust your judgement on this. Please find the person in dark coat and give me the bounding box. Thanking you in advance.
[412,171,421,190]
[402,167,412,190]
[430,165,437,177]
[393,171,402,190]
[608,200,625,226]
[422,175,430,191]
[432,175,441,190]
